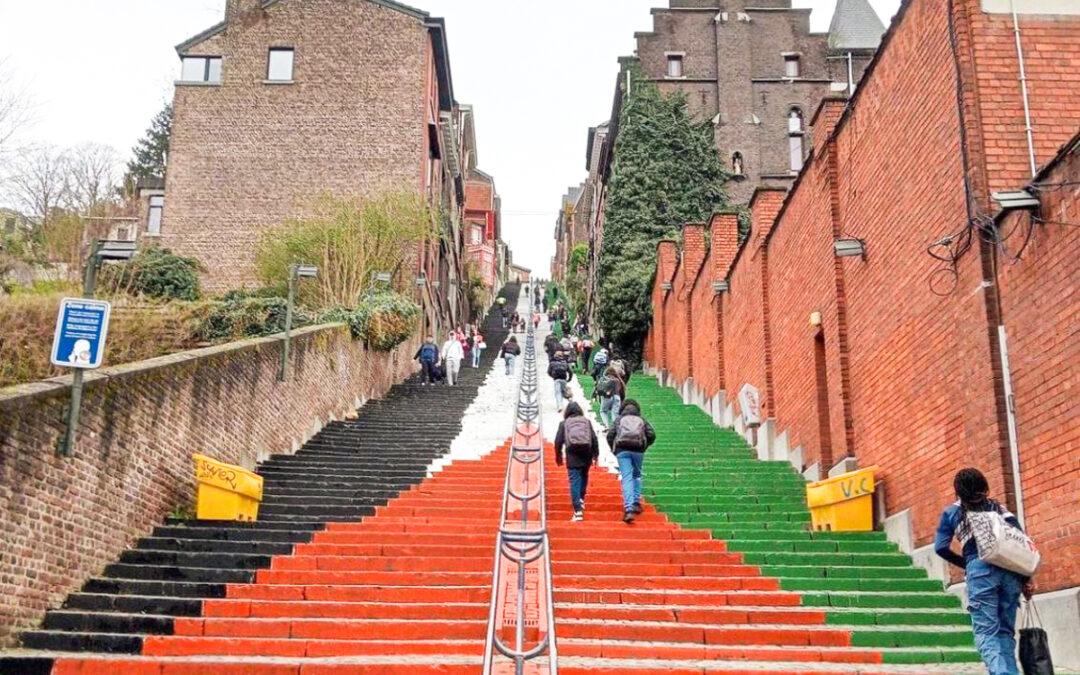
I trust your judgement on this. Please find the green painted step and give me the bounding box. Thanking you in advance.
[600,375,977,665]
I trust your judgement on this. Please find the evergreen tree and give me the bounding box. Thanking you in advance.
[124,103,172,187]
[597,67,731,362]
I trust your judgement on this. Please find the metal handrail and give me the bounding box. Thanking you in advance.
[482,319,558,675]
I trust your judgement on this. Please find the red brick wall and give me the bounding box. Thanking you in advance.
[998,144,1080,588]
[640,0,1080,591]
[0,325,418,645]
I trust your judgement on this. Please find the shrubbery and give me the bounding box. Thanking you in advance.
[321,291,420,351]
[100,247,202,301]
[196,296,310,342]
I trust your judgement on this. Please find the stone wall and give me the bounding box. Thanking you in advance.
[0,324,417,645]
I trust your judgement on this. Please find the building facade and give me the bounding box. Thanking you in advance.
[158,0,482,332]
[641,0,1080,663]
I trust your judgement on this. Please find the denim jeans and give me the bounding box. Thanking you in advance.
[966,559,1023,675]
[472,347,483,368]
[554,379,569,409]
[567,465,590,512]
[421,360,437,384]
[503,354,515,375]
[600,394,621,427]
[616,451,644,512]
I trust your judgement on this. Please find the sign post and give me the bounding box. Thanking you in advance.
[53,240,133,456]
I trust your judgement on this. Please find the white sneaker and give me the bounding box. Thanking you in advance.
[571,511,584,522]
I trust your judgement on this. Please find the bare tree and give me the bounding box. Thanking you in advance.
[6,145,72,227]
[0,59,33,159]
[68,143,120,213]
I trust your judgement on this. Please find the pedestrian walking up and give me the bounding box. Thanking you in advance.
[591,347,609,380]
[548,351,574,411]
[500,336,520,375]
[554,402,599,522]
[593,367,625,430]
[471,331,486,368]
[606,400,656,524]
[935,468,1035,675]
[580,336,594,372]
[440,332,464,386]
[413,337,439,386]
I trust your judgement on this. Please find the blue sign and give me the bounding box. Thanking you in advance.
[50,298,112,369]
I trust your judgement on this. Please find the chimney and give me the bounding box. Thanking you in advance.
[681,223,707,283]
[226,0,263,24]
[709,211,741,280]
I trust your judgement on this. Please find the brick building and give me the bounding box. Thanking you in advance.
[460,105,507,298]
[640,0,1080,663]
[157,0,490,333]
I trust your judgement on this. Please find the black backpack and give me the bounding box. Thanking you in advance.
[549,360,568,379]
[596,376,616,398]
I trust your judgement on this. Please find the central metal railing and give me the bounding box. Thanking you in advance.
[482,320,558,675]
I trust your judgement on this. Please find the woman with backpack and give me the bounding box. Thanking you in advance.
[593,366,625,430]
[606,399,656,524]
[934,468,1035,675]
[499,336,520,375]
[553,402,599,522]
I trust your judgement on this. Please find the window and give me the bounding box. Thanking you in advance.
[666,54,684,78]
[470,226,482,245]
[784,54,801,78]
[788,108,804,172]
[147,195,164,235]
[731,152,744,176]
[116,227,130,241]
[267,48,294,81]
[181,56,222,83]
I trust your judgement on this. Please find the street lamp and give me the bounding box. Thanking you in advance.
[834,238,867,260]
[279,263,318,382]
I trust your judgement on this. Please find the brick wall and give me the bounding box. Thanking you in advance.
[997,142,1080,588]
[162,0,430,291]
[641,0,1080,591]
[0,324,418,645]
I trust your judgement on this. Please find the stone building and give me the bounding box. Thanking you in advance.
[631,0,884,204]
[158,0,484,333]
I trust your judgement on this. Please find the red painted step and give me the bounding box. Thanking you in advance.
[55,444,516,673]
[543,450,892,670]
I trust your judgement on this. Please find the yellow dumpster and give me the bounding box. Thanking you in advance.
[806,465,879,532]
[193,454,263,522]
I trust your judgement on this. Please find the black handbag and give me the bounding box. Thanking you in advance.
[1019,600,1054,675]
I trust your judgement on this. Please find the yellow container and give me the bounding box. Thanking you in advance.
[805,465,879,532]
[193,454,263,522]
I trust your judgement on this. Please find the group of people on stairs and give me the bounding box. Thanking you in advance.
[412,326,488,386]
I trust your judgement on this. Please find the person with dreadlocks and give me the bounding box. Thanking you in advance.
[934,468,1034,675]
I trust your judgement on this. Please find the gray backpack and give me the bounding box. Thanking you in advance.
[614,416,647,450]
[564,417,593,451]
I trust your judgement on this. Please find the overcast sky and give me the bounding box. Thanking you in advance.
[0,0,899,275]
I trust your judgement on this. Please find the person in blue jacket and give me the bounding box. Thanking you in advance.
[934,468,1034,675]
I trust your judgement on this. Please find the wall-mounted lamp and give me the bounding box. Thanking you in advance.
[660,282,673,291]
[432,281,441,289]
[834,238,866,260]
[415,275,427,287]
[372,271,391,284]
[991,190,1040,212]
[712,280,730,294]
[809,311,823,327]
[295,264,318,279]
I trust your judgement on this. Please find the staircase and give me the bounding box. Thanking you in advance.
[558,375,981,671]
[0,285,517,674]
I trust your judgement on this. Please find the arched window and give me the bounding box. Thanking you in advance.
[788,108,804,172]
[732,151,744,177]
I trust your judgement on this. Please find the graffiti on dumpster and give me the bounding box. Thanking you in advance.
[196,458,238,490]
[840,475,873,499]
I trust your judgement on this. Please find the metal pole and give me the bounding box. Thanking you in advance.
[997,325,1025,525]
[279,265,297,382]
[57,241,101,457]
[1009,0,1038,178]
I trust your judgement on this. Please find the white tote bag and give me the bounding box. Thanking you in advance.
[966,509,1041,576]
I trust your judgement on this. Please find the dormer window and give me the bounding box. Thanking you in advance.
[666,54,684,78]
[788,108,804,172]
[783,54,801,78]
[180,56,222,83]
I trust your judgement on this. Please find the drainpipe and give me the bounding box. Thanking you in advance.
[1009,0,1037,177]
[846,51,854,96]
[996,325,1025,525]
